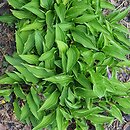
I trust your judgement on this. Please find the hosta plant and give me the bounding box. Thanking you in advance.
[0,0,130,129]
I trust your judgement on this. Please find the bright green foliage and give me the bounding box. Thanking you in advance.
[0,0,130,129]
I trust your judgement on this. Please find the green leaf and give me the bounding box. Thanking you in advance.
[66,3,88,19]
[31,87,40,108]
[39,47,56,61]
[38,90,60,111]
[56,40,68,56]
[74,13,98,23]
[40,0,54,9]
[102,44,128,61]
[0,14,16,23]
[26,93,39,119]
[56,25,66,42]
[73,107,103,117]
[20,103,30,121]
[46,10,54,27]
[114,31,130,47]
[21,20,44,31]
[67,46,80,72]
[19,55,39,65]
[75,73,91,89]
[13,99,21,120]
[15,31,24,54]
[23,64,55,78]
[110,105,122,122]
[88,19,109,34]
[45,27,55,50]
[75,87,97,99]
[72,30,97,50]
[56,107,64,130]
[65,99,81,109]
[5,55,24,66]
[23,33,35,54]
[89,70,106,98]
[33,112,55,130]
[11,10,33,19]
[60,86,68,106]
[115,97,130,109]
[60,108,72,120]
[0,76,16,84]
[35,30,44,55]
[8,0,24,9]
[54,3,66,22]
[22,5,45,19]
[14,85,26,100]
[87,114,114,124]
[100,0,115,10]
[14,65,39,84]
[44,74,72,86]
[111,7,130,22]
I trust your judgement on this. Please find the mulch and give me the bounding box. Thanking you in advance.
[0,0,130,130]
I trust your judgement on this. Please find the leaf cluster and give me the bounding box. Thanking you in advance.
[0,0,130,130]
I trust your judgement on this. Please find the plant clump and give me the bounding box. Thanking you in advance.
[0,0,130,130]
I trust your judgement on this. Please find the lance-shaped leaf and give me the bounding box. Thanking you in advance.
[72,30,97,50]
[31,87,40,108]
[14,65,39,84]
[0,76,16,84]
[56,24,66,42]
[67,46,80,72]
[100,0,115,10]
[88,19,109,34]
[8,0,24,9]
[44,74,72,86]
[72,107,103,117]
[111,7,130,22]
[114,31,130,47]
[5,55,24,66]
[38,90,60,111]
[23,33,35,54]
[26,93,39,119]
[21,20,44,31]
[15,31,24,54]
[11,10,33,19]
[6,72,22,82]
[14,84,26,100]
[35,30,44,55]
[22,4,45,19]
[45,27,55,50]
[23,64,55,78]
[89,70,106,98]
[33,112,55,130]
[13,99,21,120]
[19,55,39,65]
[115,97,130,109]
[40,0,54,9]
[46,10,54,27]
[66,3,88,19]
[74,13,98,23]
[56,107,64,130]
[20,103,30,121]
[87,114,114,124]
[39,47,56,61]
[75,87,97,99]
[54,3,66,22]
[102,44,128,61]
[56,22,74,31]
[110,105,122,123]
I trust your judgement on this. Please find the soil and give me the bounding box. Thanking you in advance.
[0,0,130,130]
